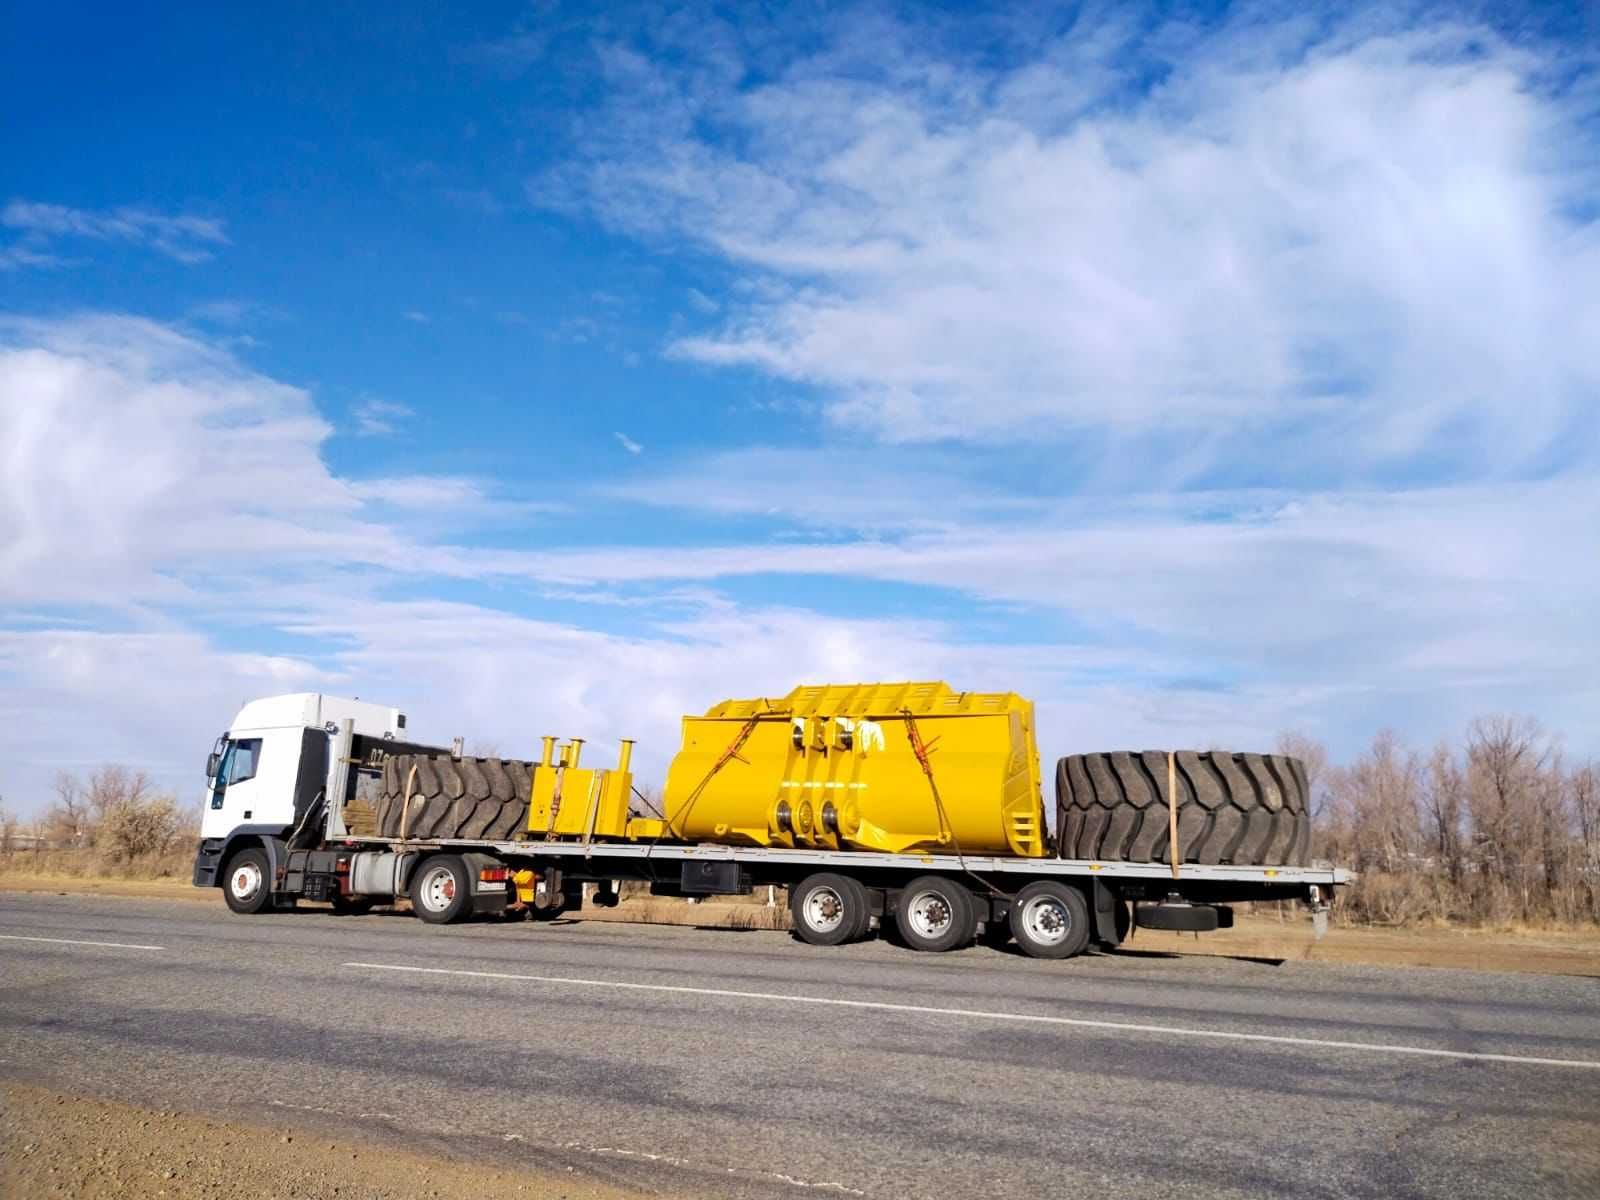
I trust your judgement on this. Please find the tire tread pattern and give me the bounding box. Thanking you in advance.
[1056,750,1312,866]
[375,754,533,839]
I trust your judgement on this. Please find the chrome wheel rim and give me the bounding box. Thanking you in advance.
[803,886,845,933]
[1021,895,1070,946]
[906,890,953,939]
[418,865,457,913]
[229,861,262,903]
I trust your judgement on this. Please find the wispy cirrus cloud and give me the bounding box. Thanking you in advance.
[2,199,229,265]
[542,8,1600,477]
[352,397,414,436]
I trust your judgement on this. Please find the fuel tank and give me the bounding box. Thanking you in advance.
[660,682,1046,857]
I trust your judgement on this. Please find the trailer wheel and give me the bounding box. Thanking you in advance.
[409,855,471,924]
[894,876,975,953]
[1009,882,1091,959]
[222,848,272,915]
[791,873,870,946]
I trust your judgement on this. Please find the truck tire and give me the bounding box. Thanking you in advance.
[222,847,272,915]
[409,854,472,924]
[376,755,533,840]
[1056,751,1311,867]
[790,873,870,946]
[1008,881,1091,959]
[893,875,975,953]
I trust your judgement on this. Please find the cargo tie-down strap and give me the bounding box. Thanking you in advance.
[900,709,1003,899]
[658,712,765,842]
[1167,751,1182,881]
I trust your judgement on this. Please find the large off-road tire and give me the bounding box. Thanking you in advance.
[1056,751,1311,867]
[375,755,533,840]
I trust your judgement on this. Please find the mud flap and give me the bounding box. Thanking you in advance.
[1090,876,1123,945]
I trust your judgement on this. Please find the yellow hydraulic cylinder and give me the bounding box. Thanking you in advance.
[659,682,1046,857]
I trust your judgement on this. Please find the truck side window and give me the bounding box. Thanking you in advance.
[228,738,262,785]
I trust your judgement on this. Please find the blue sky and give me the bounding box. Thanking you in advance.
[2,1,1598,811]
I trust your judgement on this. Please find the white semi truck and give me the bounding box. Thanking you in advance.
[194,689,1348,958]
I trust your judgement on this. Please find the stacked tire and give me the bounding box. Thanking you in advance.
[375,754,532,840]
[1056,751,1311,867]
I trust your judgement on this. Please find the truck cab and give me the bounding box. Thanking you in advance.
[193,693,409,902]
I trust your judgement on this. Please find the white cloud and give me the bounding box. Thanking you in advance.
[352,397,414,436]
[548,14,1600,473]
[2,199,228,265]
[348,476,490,510]
[0,244,64,271]
[1,312,1597,816]
[403,310,431,324]
[685,287,720,314]
[614,431,644,455]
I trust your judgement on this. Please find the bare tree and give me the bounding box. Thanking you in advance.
[46,771,90,848]
[1421,743,1466,885]
[1326,730,1422,874]
[1573,763,1599,874]
[1467,715,1551,898]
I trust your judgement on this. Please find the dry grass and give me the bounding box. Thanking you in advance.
[0,845,195,882]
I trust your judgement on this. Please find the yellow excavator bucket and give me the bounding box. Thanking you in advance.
[659,682,1046,857]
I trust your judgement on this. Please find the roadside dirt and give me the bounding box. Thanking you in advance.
[4,869,1597,976]
[0,1081,659,1200]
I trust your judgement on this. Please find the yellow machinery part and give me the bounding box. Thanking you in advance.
[660,682,1046,857]
[512,868,537,904]
[527,738,634,840]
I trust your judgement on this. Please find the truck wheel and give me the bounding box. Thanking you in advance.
[1009,881,1091,959]
[222,848,272,915]
[409,855,471,924]
[791,873,870,946]
[894,876,974,952]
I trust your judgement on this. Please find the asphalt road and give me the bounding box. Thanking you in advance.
[1,892,1597,1199]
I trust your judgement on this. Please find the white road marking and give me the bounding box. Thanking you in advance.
[0,933,164,951]
[344,960,1600,1071]
[502,1132,865,1194]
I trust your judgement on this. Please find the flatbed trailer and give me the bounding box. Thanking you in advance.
[195,703,1348,960]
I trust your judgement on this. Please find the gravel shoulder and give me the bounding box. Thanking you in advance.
[0,1081,660,1200]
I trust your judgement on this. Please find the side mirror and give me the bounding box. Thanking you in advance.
[206,751,221,780]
